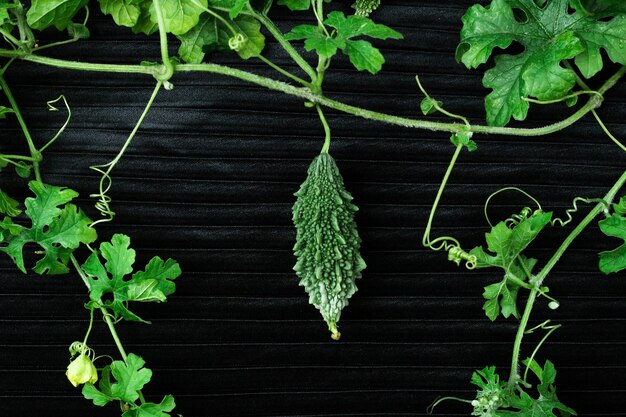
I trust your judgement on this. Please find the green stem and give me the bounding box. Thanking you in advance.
[422,144,463,247]
[592,109,626,153]
[0,28,21,47]
[507,169,626,388]
[257,54,311,86]
[0,75,42,181]
[152,0,175,82]
[0,154,39,162]
[3,53,624,137]
[248,11,318,81]
[315,104,331,153]
[82,307,95,346]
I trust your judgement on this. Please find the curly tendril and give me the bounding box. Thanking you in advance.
[522,320,562,383]
[551,197,609,227]
[484,187,543,228]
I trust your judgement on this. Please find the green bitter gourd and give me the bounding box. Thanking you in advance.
[292,152,366,340]
[353,0,381,17]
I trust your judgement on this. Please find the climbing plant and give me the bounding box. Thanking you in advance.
[0,0,625,415]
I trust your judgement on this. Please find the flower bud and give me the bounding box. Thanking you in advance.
[66,353,98,387]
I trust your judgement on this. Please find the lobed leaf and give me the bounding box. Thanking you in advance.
[458,0,626,126]
[82,234,181,322]
[0,181,96,274]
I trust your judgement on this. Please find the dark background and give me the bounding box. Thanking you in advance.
[1,1,626,416]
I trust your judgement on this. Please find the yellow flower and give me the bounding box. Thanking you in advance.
[66,353,98,387]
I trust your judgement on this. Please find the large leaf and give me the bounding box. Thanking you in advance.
[458,0,626,126]
[0,181,97,274]
[27,0,88,30]
[82,234,181,322]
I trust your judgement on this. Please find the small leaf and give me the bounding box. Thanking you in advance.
[110,353,152,403]
[420,97,442,115]
[122,395,176,417]
[67,22,90,38]
[343,39,384,74]
[450,132,477,151]
[598,213,626,273]
[0,189,21,217]
[15,162,31,178]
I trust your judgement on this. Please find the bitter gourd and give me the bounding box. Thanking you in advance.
[353,0,381,17]
[292,152,366,340]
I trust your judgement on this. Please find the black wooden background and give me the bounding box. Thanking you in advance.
[1,1,626,416]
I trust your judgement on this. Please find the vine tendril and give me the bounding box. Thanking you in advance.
[551,197,609,227]
[484,187,543,228]
[90,81,163,226]
[522,320,562,383]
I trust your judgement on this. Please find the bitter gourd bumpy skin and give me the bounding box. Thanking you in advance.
[292,152,366,340]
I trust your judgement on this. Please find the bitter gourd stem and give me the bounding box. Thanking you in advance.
[507,169,626,388]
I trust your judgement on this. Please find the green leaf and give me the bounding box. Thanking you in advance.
[613,196,626,216]
[82,365,115,406]
[150,0,207,35]
[420,97,442,115]
[0,217,22,243]
[571,0,626,17]
[0,181,96,274]
[177,12,265,62]
[83,356,157,409]
[122,395,176,417]
[98,0,141,27]
[131,1,158,34]
[15,161,31,178]
[598,213,626,273]
[284,11,401,73]
[285,24,343,58]
[473,212,552,271]
[470,212,548,320]
[324,11,402,41]
[110,354,152,403]
[450,132,477,151]
[277,0,310,10]
[0,188,21,217]
[27,0,88,30]
[82,234,181,322]
[458,0,626,126]
[343,39,384,74]
[482,279,520,320]
[67,22,90,38]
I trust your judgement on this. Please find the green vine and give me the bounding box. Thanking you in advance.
[1,0,626,416]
